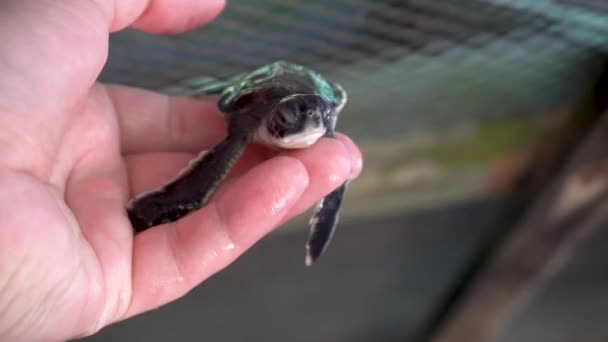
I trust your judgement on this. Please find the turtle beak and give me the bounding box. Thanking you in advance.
[305,109,322,128]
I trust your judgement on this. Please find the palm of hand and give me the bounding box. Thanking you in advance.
[0,84,133,339]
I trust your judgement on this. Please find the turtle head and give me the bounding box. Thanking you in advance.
[258,94,333,149]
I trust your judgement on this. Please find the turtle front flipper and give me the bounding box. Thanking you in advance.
[304,128,350,266]
[306,181,348,266]
[127,134,250,232]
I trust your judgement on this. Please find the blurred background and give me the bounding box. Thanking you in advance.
[83,1,608,341]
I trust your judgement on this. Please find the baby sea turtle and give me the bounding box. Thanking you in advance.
[127,61,349,266]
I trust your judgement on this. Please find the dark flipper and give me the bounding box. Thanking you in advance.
[127,134,249,232]
[304,127,349,266]
[306,182,348,266]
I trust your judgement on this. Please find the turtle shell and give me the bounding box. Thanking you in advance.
[217,61,345,118]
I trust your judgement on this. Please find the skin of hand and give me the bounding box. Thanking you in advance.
[0,0,363,340]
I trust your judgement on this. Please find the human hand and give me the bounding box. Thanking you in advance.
[0,1,363,341]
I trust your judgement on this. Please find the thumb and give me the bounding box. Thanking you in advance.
[0,0,224,117]
[0,0,223,175]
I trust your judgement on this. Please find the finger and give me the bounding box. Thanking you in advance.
[0,0,223,113]
[334,133,364,179]
[124,136,360,211]
[279,135,361,222]
[127,0,225,34]
[126,156,309,317]
[0,0,223,156]
[106,85,227,154]
[125,138,353,316]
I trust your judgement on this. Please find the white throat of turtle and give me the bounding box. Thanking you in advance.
[279,119,326,148]
[256,118,326,149]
